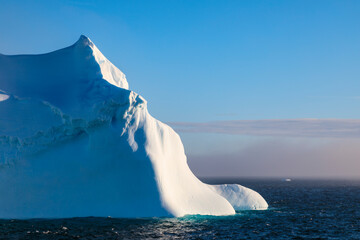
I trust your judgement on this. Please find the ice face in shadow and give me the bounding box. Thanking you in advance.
[0,35,267,218]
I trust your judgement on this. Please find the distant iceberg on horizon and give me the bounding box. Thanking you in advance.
[0,35,268,218]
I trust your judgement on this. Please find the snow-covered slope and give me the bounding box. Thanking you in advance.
[0,35,267,218]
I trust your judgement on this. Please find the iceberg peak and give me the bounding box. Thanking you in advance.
[73,34,129,90]
[0,35,129,114]
[72,35,129,91]
[74,35,95,48]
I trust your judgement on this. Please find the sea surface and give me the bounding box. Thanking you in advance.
[0,178,359,239]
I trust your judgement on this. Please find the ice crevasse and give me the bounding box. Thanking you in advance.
[0,35,268,218]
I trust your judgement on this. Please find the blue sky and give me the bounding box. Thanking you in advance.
[1,0,360,178]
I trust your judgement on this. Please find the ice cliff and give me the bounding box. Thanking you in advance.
[0,35,268,218]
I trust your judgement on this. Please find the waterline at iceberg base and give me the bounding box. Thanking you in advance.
[0,35,268,218]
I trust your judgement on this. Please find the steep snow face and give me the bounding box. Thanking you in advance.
[78,35,128,90]
[0,36,267,218]
[125,110,235,216]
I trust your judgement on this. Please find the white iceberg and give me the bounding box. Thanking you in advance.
[0,35,268,218]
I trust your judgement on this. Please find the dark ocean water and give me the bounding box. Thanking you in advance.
[0,179,359,239]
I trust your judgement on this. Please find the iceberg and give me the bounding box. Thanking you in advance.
[0,36,268,218]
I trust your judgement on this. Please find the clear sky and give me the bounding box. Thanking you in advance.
[1,0,360,178]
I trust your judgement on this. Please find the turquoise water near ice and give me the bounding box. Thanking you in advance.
[1,179,359,239]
